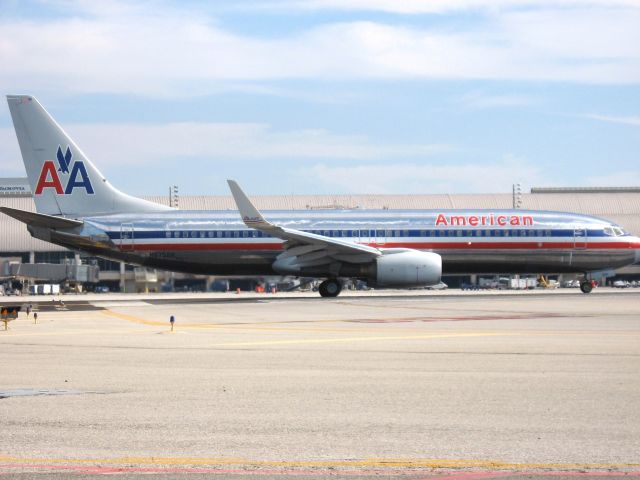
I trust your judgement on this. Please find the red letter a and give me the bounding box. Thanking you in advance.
[35,161,64,195]
[435,214,448,226]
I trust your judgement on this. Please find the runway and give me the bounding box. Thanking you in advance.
[1,290,639,479]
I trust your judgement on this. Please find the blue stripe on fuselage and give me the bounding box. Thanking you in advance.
[104,228,614,241]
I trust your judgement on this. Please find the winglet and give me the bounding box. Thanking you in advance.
[227,180,273,229]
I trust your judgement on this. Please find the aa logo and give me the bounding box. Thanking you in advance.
[35,146,94,195]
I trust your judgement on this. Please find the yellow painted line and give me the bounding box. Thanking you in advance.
[101,309,388,332]
[0,329,148,337]
[100,310,640,339]
[100,309,167,326]
[0,455,638,470]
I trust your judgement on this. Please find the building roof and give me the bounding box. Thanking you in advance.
[531,186,640,194]
[2,191,639,252]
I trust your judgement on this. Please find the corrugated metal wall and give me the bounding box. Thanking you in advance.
[2,192,639,252]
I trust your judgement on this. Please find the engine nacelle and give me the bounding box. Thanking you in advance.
[373,250,442,287]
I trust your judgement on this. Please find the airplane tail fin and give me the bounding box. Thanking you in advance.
[6,95,170,217]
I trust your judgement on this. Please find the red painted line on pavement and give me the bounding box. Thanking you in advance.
[421,473,640,480]
[3,463,639,477]
[0,463,419,476]
[419,473,512,480]
[347,313,566,324]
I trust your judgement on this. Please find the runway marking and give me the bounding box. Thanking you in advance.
[0,455,638,472]
[345,313,565,323]
[100,309,167,326]
[98,310,640,342]
[0,328,150,338]
[211,332,516,347]
[0,464,638,478]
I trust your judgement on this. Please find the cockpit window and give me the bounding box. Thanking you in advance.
[605,226,626,236]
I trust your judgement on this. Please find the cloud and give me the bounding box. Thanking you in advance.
[237,0,640,14]
[0,122,452,174]
[0,0,639,98]
[586,114,640,127]
[300,156,544,194]
[584,170,640,186]
[457,92,538,109]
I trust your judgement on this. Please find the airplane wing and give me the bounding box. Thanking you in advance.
[227,180,381,259]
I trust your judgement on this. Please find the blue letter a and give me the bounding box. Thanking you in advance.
[65,162,94,194]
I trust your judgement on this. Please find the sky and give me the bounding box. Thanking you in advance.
[0,0,639,196]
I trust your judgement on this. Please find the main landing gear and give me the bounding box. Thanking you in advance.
[579,273,594,294]
[579,280,593,294]
[318,279,342,298]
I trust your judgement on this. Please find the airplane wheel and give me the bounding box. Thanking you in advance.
[319,279,342,298]
[580,281,593,294]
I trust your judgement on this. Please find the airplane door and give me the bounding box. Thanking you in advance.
[120,223,134,251]
[367,229,375,246]
[357,229,367,245]
[373,228,386,247]
[573,227,587,250]
[361,228,377,246]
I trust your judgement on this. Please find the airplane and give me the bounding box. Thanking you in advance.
[2,94,639,297]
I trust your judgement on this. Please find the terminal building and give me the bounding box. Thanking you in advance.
[1,177,639,292]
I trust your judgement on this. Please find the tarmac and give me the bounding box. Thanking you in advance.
[0,288,639,479]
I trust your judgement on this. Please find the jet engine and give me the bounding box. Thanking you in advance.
[372,250,442,288]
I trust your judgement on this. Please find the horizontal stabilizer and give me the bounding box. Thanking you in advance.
[0,207,83,229]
